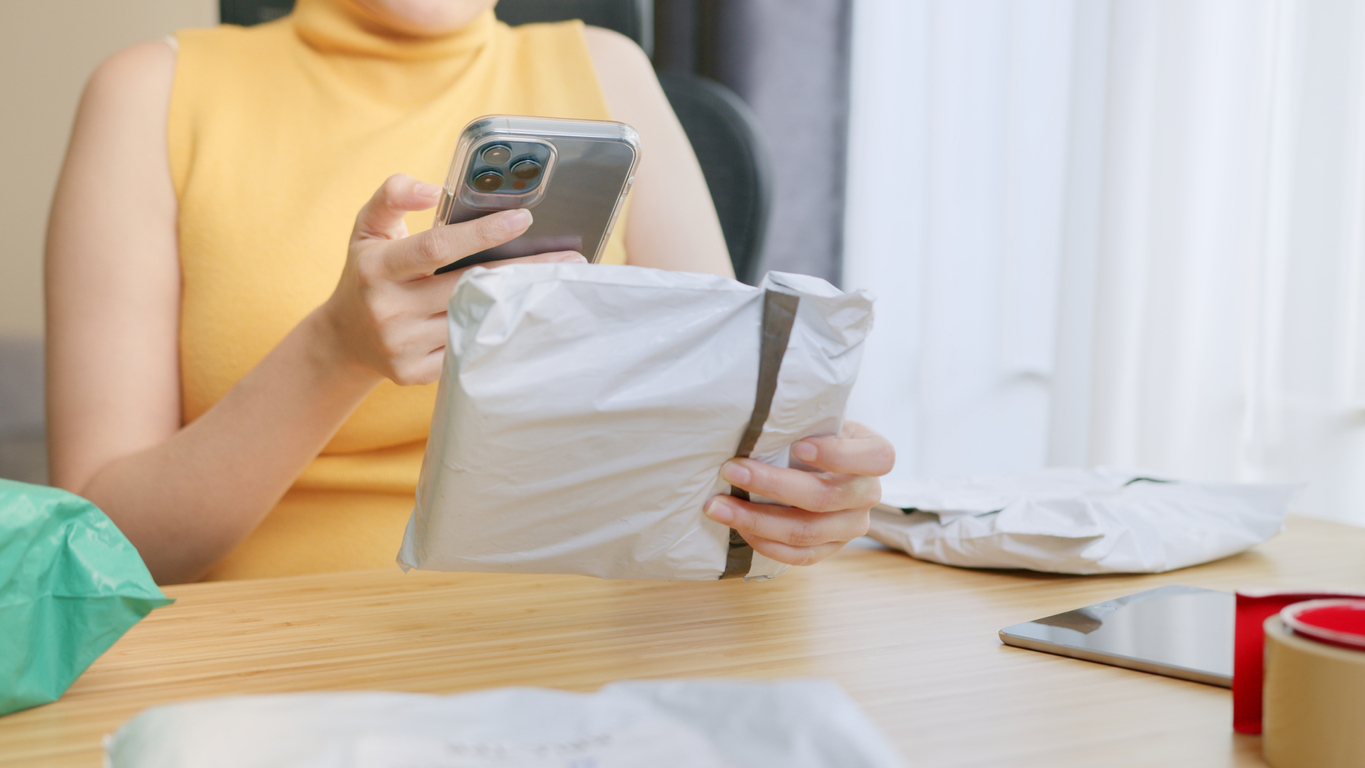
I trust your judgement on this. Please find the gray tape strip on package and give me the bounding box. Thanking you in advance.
[720,289,801,580]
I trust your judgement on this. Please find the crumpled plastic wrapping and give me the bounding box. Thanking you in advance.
[104,679,906,768]
[867,467,1301,574]
[398,264,873,581]
[0,479,171,716]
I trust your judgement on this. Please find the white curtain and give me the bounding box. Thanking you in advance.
[843,0,1365,526]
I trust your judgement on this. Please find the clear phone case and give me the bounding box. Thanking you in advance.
[433,115,641,273]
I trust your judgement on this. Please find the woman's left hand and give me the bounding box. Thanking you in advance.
[704,421,895,566]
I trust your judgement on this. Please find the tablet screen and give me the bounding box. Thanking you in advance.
[999,585,1234,687]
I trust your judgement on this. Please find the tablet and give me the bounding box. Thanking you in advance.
[998,584,1234,687]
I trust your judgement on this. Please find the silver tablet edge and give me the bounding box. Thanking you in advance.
[998,628,1233,689]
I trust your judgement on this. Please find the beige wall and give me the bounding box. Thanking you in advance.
[0,0,218,339]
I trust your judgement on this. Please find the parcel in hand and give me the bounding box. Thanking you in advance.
[398,264,874,581]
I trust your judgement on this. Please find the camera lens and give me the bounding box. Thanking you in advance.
[471,170,503,193]
[481,145,511,165]
[510,158,543,181]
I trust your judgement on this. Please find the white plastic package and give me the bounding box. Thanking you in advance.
[103,679,907,768]
[868,467,1301,574]
[398,264,873,581]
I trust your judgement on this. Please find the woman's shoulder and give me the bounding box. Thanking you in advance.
[579,24,652,71]
[501,19,650,75]
[86,17,286,107]
[580,24,656,95]
[85,39,176,107]
[575,25,666,127]
[76,40,176,155]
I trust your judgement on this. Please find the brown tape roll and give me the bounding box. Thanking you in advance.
[1262,616,1365,768]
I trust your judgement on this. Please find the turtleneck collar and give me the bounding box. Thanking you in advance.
[292,0,496,61]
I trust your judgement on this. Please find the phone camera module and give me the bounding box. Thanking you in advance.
[471,169,504,193]
[510,158,543,181]
[480,144,511,166]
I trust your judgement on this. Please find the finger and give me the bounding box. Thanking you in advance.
[413,273,464,316]
[500,250,587,265]
[377,314,449,363]
[789,422,896,476]
[704,495,871,549]
[416,315,449,349]
[413,249,588,310]
[382,208,533,280]
[400,251,586,324]
[463,249,588,271]
[738,536,846,567]
[392,347,445,387]
[720,459,881,513]
[353,174,444,242]
[417,347,445,381]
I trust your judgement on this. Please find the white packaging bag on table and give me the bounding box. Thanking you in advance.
[104,679,907,768]
[868,467,1301,574]
[398,264,874,581]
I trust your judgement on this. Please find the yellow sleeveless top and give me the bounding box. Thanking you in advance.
[170,0,629,580]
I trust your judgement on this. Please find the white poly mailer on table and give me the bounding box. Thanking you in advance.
[398,263,874,581]
[868,467,1302,574]
[104,679,907,768]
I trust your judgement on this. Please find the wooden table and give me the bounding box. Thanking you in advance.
[4,515,1364,767]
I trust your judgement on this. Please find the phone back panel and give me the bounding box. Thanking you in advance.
[435,116,640,273]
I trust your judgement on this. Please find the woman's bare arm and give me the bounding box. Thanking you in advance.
[46,42,183,501]
[46,41,380,584]
[583,27,734,277]
[46,43,572,583]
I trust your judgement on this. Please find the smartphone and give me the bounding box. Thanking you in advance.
[998,585,1235,687]
[432,115,641,274]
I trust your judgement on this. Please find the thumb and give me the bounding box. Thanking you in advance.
[353,174,443,242]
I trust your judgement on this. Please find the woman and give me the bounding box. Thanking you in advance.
[45,0,894,583]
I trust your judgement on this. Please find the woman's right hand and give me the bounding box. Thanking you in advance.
[316,173,583,387]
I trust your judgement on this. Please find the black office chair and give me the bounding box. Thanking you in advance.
[219,0,770,283]
[219,0,293,25]
[657,72,771,285]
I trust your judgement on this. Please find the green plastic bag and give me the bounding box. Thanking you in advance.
[0,478,172,716]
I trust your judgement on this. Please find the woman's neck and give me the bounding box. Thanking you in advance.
[292,0,496,61]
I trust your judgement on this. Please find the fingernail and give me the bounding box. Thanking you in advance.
[720,461,750,487]
[705,497,734,524]
[415,182,443,198]
[792,441,817,463]
[501,208,532,232]
[555,252,587,264]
